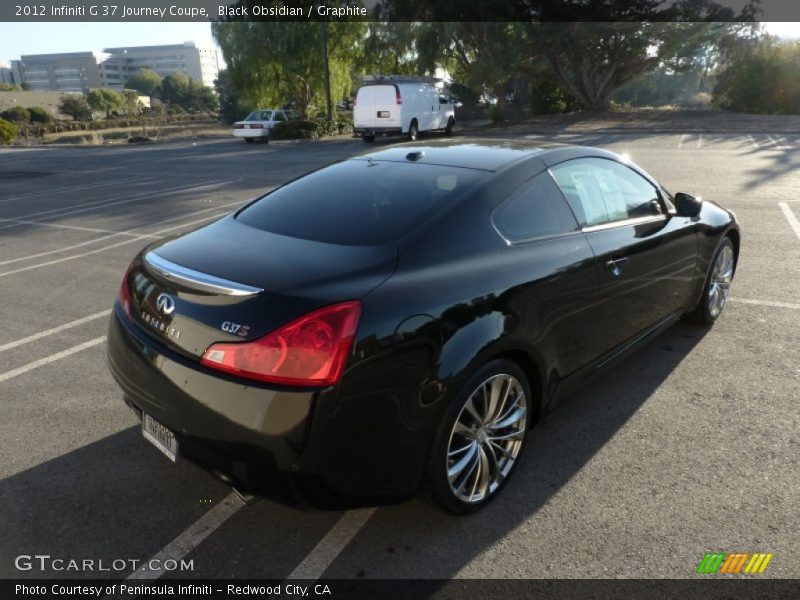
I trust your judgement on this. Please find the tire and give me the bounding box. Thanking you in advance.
[683,236,736,325]
[423,359,532,514]
[362,134,375,144]
[244,138,254,143]
[407,120,418,142]
[445,117,455,136]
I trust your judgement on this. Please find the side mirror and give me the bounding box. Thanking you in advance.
[674,192,702,217]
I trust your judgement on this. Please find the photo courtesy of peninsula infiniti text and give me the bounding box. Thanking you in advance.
[107,139,740,513]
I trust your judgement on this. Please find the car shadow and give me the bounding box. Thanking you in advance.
[320,320,711,579]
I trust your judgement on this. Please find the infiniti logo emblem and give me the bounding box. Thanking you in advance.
[155,293,175,315]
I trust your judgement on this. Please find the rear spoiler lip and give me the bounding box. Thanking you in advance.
[143,251,263,297]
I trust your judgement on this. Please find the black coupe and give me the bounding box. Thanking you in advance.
[108,139,739,513]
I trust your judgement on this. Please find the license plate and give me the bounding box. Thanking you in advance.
[377,111,390,118]
[142,413,178,462]
[244,124,251,129]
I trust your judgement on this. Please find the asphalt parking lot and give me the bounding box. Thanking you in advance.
[0,131,798,582]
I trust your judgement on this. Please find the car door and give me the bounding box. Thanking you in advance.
[491,171,600,377]
[549,157,698,357]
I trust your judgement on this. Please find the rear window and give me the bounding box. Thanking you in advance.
[236,159,487,245]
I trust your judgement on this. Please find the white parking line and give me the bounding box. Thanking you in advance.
[731,298,800,310]
[0,210,234,278]
[0,218,157,237]
[696,134,703,149]
[0,199,243,267]
[0,177,151,205]
[287,508,377,580]
[677,134,687,149]
[778,202,800,241]
[126,492,244,580]
[771,134,792,150]
[0,180,229,231]
[0,310,110,353]
[747,134,759,149]
[0,336,105,384]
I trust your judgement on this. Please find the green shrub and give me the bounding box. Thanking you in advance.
[270,118,352,140]
[27,106,54,124]
[486,105,504,124]
[713,40,800,114]
[0,117,18,144]
[270,119,319,140]
[1,106,30,123]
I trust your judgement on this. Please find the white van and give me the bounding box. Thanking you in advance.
[353,76,456,143]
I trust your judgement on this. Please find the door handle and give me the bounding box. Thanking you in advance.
[604,257,629,276]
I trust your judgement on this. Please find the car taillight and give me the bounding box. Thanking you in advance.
[201,301,361,387]
[118,265,133,318]
[233,124,244,129]
[250,123,263,129]
[395,89,402,105]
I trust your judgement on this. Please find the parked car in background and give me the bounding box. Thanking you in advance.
[354,75,456,143]
[233,109,299,143]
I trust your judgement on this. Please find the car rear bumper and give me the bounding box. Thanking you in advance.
[233,128,268,138]
[106,306,426,500]
[107,306,313,475]
[354,127,403,136]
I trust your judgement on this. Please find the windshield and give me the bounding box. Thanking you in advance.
[246,111,272,121]
[237,159,487,245]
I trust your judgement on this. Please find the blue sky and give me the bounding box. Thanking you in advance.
[0,22,798,66]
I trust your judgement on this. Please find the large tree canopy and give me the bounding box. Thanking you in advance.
[213,20,366,117]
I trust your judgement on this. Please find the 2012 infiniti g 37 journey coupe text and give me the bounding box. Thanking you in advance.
[108,140,739,514]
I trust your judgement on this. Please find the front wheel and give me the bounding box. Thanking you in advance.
[362,134,375,144]
[445,117,455,136]
[684,237,736,324]
[423,359,532,514]
[244,138,254,143]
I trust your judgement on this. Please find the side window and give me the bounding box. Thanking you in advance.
[550,158,662,227]
[273,111,287,122]
[492,172,580,242]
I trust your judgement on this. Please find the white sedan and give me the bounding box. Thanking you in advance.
[233,109,299,143]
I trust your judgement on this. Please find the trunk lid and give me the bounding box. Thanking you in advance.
[127,215,396,359]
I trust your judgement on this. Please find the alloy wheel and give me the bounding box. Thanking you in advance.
[707,243,734,318]
[446,374,527,504]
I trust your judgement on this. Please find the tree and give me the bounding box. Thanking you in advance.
[121,90,143,116]
[159,72,190,107]
[0,82,21,91]
[212,20,366,118]
[530,20,749,111]
[713,38,800,114]
[86,88,123,118]
[215,69,253,123]
[0,117,17,144]
[58,94,92,120]
[126,68,162,97]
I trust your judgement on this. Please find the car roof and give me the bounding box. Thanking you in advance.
[357,138,606,172]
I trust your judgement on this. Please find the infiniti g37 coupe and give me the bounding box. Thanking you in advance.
[107,140,739,513]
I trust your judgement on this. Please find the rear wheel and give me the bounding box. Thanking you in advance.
[362,134,375,143]
[684,237,736,324]
[423,359,531,514]
[244,138,254,143]
[407,120,419,142]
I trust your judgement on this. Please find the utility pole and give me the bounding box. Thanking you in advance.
[321,19,332,120]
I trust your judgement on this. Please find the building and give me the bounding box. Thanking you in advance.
[17,52,102,92]
[12,42,220,92]
[99,42,219,89]
[0,62,14,86]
